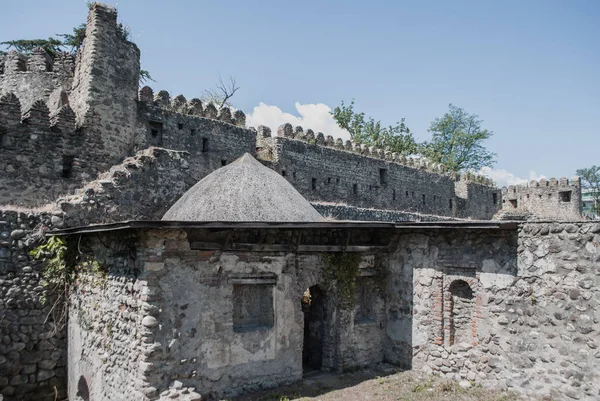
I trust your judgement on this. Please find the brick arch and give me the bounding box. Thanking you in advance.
[446,279,476,346]
[436,270,481,347]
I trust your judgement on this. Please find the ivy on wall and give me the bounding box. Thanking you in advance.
[30,235,106,330]
[322,252,361,308]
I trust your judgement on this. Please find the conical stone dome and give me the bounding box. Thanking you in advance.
[162,153,324,222]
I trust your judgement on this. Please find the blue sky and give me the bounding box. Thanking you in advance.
[2,0,598,185]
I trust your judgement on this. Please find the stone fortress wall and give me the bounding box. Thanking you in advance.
[254,125,502,220]
[499,178,582,221]
[0,2,583,223]
[0,3,594,400]
[0,48,74,113]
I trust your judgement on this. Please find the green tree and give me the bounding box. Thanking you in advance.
[58,23,87,53]
[576,165,600,216]
[331,99,418,155]
[422,104,496,173]
[0,38,64,57]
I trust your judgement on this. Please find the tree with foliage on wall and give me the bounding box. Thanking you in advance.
[331,99,418,155]
[421,104,496,173]
[576,165,600,217]
[0,38,64,57]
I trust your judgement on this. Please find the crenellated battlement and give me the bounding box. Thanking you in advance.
[138,86,247,127]
[501,176,580,195]
[255,123,501,219]
[0,49,74,76]
[0,1,578,226]
[1,48,75,113]
[262,122,495,187]
[0,92,76,132]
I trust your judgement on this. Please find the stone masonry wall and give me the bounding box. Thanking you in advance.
[0,92,108,207]
[0,210,67,401]
[409,222,600,401]
[57,147,195,226]
[0,49,74,112]
[135,97,255,178]
[69,3,141,166]
[0,147,197,400]
[258,132,501,220]
[455,179,502,219]
[67,232,153,401]
[74,227,392,400]
[499,178,582,220]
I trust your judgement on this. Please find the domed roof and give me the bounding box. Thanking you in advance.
[162,153,324,222]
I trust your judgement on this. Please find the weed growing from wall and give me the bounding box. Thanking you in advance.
[30,235,107,331]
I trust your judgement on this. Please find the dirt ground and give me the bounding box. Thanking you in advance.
[229,366,525,401]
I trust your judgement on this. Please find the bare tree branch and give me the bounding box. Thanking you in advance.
[218,75,239,108]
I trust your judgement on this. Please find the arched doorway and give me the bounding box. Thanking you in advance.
[302,285,326,372]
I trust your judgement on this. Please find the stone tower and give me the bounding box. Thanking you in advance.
[70,2,141,164]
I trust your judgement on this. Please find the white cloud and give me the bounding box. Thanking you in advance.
[479,167,547,188]
[246,102,351,140]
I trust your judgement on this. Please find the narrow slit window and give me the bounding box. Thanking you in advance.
[149,121,163,146]
[449,198,453,209]
[492,193,498,205]
[190,129,196,136]
[281,170,286,177]
[177,123,183,130]
[62,155,75,178]
[379,168,388,185]
[221,159,227,166]
[202,138,209,152]
[353,183,358,195]
[393,189,396,201]
[312,178,317,190]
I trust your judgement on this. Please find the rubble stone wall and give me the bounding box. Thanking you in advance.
[0,49,74,112]
[66,227,392,399]
[67,232,151,401]
[500,178,582,220]
[0,211,67,401]
[409,222,600,401]
[259,135,501,220]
